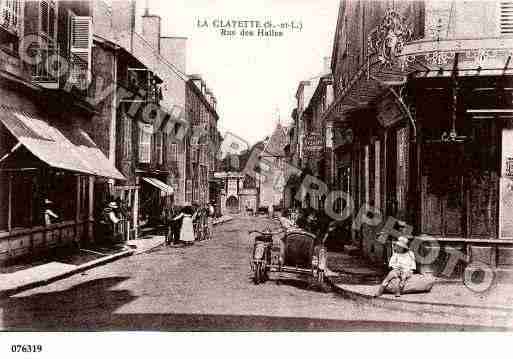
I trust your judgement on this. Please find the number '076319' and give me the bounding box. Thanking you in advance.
[10,345,42,353]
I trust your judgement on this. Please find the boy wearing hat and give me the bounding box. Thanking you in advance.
[375,236,416,297]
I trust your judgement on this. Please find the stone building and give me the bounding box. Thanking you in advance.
[323,0,513,279]
[186,74,220,206]
[0,0,124,263]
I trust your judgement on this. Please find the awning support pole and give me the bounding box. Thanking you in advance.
[0,142,21,163]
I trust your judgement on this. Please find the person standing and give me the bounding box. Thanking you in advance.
[43,199,59,226]
[207,202,215,240]
[172,204,197,245]
[268,203,274,219]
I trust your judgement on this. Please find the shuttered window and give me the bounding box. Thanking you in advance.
[1,0,21,33]
[69,16,92,85]
[500,1,513,36]
[39,0,56,39]
[138,122,153,164]
[41,0,49,34]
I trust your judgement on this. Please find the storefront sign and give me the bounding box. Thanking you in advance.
[303,133,323,152]
[377,97,402,127]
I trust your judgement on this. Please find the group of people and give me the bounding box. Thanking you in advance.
[285,206,419,297]
[164,202,216,246]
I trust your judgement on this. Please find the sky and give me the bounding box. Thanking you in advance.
[135,0,340,147]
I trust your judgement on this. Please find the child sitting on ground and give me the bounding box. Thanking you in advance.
[375,236,416,297]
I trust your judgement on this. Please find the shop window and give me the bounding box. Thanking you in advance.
[47,172,76,222]
[375,140,381,210]
[0,173,9,231]
[397,128,409,214]
[11,174,34,229]
[156,132,163,165]
[79,176,89,221]
[364,145,369,205]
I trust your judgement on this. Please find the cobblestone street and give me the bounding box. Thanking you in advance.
[0,217,510,331]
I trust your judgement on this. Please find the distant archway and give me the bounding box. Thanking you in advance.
[226,195,239,213]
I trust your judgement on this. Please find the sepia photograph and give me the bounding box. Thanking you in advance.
[0,0,512,350]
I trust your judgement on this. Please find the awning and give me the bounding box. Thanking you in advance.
[0,106,125,180]
[142,177,174,196]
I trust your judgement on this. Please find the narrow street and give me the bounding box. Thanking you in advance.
[0,217,508,331]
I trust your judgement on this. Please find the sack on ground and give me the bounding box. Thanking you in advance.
[384,274,435,294]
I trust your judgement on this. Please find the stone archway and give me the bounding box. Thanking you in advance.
[226,195,240,213]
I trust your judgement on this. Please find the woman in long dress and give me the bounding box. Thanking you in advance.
[172,205,197,245]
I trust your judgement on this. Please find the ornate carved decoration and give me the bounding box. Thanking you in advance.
[367,9,413,68]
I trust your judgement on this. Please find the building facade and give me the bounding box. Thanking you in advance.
[0,0,124,263]
[186,74,219,206]
[323,0,513,278]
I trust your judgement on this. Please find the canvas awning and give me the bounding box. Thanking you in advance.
[0,106,125,180]
[142,177,174,196]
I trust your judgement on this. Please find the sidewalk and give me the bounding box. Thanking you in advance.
[0,215,235,298]
[278,217,513,317]
[0,246,133,298]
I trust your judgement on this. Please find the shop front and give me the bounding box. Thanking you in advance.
[0,106,125,264]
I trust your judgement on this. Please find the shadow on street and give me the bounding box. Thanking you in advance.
[0,276,135,331]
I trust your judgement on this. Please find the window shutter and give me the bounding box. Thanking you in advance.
[41,0,49,34]
[500,1,513,36]
[138,123,152,163]
[70,16,92,85]
[1,0,20,32]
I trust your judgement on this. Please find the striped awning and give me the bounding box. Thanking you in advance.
[0,106,125,180]
[142,177,174,196]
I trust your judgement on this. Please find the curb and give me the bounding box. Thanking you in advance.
[326,275,513,318]
[0,250,134,299]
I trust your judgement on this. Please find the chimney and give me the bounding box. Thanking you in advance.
[323,56,331,75]
[160,37,187,74]
[142,11,161,52]
[111,1,136,49]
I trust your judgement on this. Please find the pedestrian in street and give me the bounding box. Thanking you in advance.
[99,201,121,243]
[375,236,416,297]
[42,199,59,226]
[172,203,198,245]
[268,203,274,219]
[169,205,183,245]
[207,202,215,240]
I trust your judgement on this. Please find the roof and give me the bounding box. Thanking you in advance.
[262,123,290,157]
[0,106,125,180]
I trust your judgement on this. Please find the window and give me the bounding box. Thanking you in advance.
[170,143,178,162]
[69,15,92,86]
[123,114,132,158]
[500,1,513,36]
[1,0,21,34]
[138,122,152,163]
[156,132,163,165]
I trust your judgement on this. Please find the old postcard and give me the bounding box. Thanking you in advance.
[0,0,512,354]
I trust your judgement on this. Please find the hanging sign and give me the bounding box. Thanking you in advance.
[303,133,323,152]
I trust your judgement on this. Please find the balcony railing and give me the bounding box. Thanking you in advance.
[31,44,60,89]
